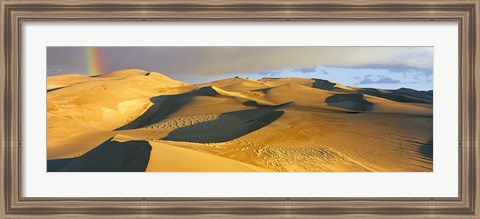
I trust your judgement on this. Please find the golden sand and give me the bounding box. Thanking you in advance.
[47,69,432,172]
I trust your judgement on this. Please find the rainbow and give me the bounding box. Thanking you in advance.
[85,47,105,76]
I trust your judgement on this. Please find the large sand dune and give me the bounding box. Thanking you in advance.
[47,69,433,172]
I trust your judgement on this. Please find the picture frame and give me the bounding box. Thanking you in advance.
[1,0,478,218]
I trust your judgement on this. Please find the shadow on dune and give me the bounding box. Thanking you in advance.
[47,139,152,172]
[243,100,268,107]
[311,79,336,91]
[358,88,433,104]
[242,100,291,108]
[47,87,64,92]
[325,93,373,112]
[418,140,433,160]
[117,86,218,130]
[251,87,273,93]
[162,107,285,143]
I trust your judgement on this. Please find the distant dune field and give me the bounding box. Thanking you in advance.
[47,69,433,172]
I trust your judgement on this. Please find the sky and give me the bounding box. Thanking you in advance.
[47,47,433,91]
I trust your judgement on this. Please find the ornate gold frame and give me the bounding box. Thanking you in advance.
[1,0,478,218]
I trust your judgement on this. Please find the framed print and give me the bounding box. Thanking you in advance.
[1,0,479,218]
[46,46,434,173]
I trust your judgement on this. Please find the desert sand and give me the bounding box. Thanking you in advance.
[47,69,433,172]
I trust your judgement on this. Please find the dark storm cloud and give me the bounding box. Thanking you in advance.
[47,47,433,79]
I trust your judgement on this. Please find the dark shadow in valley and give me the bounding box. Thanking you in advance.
[325,93,373,112]
[47,139,152,172]
[418,140,433,160]
[162,107,285,143]
[117,86,219,130]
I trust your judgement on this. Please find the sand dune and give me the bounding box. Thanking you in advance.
[145,140,271,172]
[325,93,373,111]
[47,69,190,159]
[47,74,94,90]
[357,87,433,104]
[162,107,284,143]
[260,77,353,92]
[47,69,433,172]
[201,77,270,92]
[48,138,151,172]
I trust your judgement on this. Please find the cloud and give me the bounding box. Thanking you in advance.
[47,47,433,78]
[188,47,433,76]
[317,69,329,74]
[293,67,317,73]
[426,75,433,82]
[356,75,401,85]
[47,65,67,75]
[361,65,433,80]
[376,77,400,84]
[255,70,282,76]
[357,77,376,84]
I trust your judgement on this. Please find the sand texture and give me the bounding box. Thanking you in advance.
[47,69,433,172]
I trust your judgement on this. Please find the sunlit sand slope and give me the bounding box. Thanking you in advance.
[47,69,433,172]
